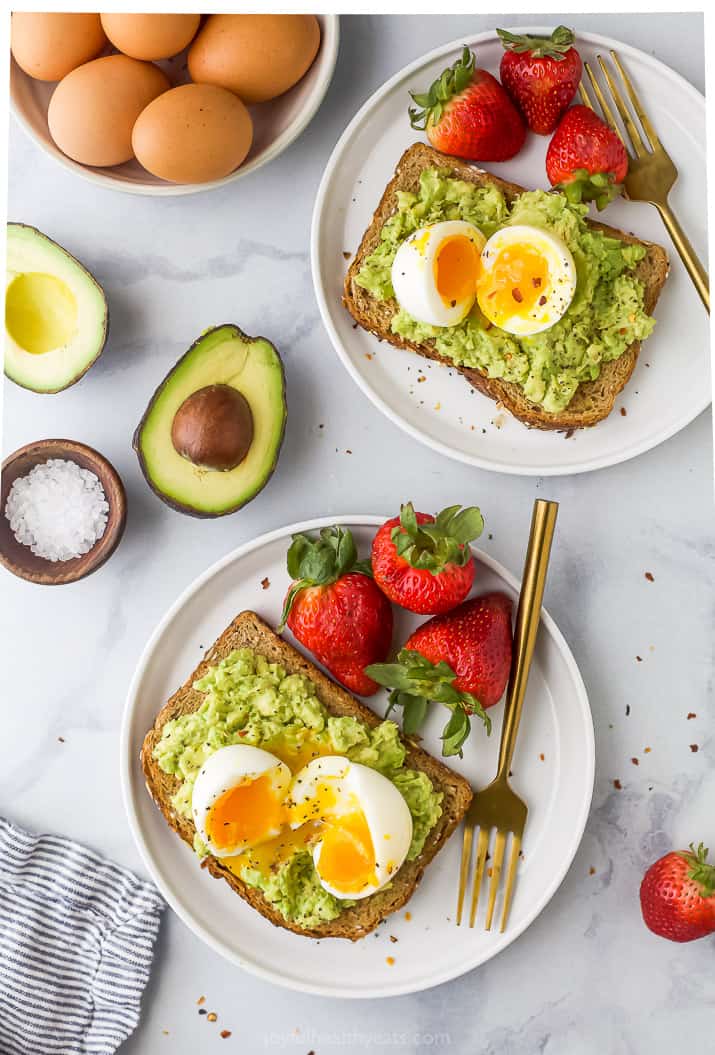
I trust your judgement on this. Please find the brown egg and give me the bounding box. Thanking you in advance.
[11,12,107,82]
[188,14,320,104]
[100,13,201,61]
[132,84,253,184]
[48,55,169,167]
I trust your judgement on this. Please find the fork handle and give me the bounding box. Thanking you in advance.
[654,201,710,313]
[497,499,558,779]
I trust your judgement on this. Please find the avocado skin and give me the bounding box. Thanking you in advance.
[5,223,109,393]
[133,324,287,518]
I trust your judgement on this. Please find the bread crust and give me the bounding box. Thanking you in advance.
[343,142,669,430]
[141,610,473,940]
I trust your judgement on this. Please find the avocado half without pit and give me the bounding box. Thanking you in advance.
[5,223,108,393]
[134,325,287,517]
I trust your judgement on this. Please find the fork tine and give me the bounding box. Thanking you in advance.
[455,821,473,925]
[578,82,593,109]
[499,833,522,933]
[597,54,647,157]
[485,829,506,930]
[583,62,627,150]
[469,826,490,927]
[609,50,662,151]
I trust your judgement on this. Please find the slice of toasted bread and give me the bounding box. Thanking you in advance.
[142,610,473,940]
[344,142,669,431]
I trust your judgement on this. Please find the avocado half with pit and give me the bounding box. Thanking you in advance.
[133,325,287,517]
[5,223,108,393]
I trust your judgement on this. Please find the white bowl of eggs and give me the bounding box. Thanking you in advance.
[10,12,339,195]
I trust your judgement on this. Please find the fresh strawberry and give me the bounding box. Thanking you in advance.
[367,592,513,756]
[640,843,715,943]
[371,502,484,615]
[279,526,393,697]
[545,104,628,209]
[409,46,525,162]
[498,26,582,135]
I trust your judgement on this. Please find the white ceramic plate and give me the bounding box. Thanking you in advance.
[10,15,339,196]
[121,516,594,998]
[312,29,710,476]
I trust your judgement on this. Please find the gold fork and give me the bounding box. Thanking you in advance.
[579,51,709,313]
[456,498,558,931]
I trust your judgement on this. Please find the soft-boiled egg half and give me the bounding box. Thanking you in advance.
[391,220,486,327]
[476,225,577,336]
[288,756,413,900]
[192,745,292,858]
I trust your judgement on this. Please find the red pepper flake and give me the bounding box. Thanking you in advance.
[532,276,542,288]
[687,712,697,720]
[197,996,206,1006]
[538,295,547,306]
[631,757,639,766]
[620,407,627,417]
[645,572,654,582]
[511,287,523,302]
[589,866,596,876]
[487,290,497,299]
[539,753,545,761]
[260,577,270,590]
[690,744,699,753]
[636,655,643,662]
[613,779,622,790]
[220,1031,232,1039]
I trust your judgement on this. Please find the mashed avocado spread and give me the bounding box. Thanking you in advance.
[355,168,656,414]
[154,648,443,929]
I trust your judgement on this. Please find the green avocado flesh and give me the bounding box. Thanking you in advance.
[154,648,443,929]
[5,223,108,393]
[355,169,656,414]
[135,325,286,517]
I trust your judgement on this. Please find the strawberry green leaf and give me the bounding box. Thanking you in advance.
[389,501,483,574]
[401,695,429,736]
[497,26,575,60]
[279,525,371,630]
[408,46,475,131]
[554,168,624,211]
[441,705,471,757]
[680,843,715,899]
[366,648,490,756]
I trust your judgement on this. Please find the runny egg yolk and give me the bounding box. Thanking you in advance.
[477,243,550,325]
[205,773,284,853]
[317,811,377,895]
[434,235,481,307]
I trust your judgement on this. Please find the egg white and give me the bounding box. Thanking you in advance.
[477,224,577,336]
[391,220,486,328]
[191,744,291,858]
[289,756,413,900]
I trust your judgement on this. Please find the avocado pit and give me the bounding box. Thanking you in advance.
[171,384,254,471]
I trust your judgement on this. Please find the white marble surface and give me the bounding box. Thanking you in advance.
[3,12,714,1054]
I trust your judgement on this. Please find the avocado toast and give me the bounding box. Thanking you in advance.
[344,143,669,430]
[142,610,473,940]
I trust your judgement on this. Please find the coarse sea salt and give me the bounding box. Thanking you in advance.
[5,458,109,562]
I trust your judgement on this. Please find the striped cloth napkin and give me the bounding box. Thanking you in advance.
[0,817,164,1055]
